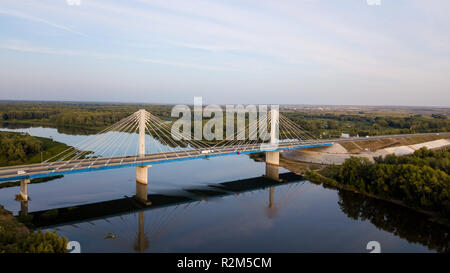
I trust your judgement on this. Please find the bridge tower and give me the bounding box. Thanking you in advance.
[19,178,30,201]
[136,109,151,205]
[16,178,30,216]
[265,109,280,181]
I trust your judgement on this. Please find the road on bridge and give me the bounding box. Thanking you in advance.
[0,132,448,182]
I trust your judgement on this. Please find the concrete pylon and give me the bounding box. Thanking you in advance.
[265,108,280,166]
[136,109,149,185]
[136,109,151,205]
[269,108,279,145]
[138,109,146,157]
[19,178,30,201]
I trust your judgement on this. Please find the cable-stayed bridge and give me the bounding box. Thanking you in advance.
[0,109,329,184]
[1,109,448,204]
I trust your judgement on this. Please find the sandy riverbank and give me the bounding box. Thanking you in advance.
[282,138,450,165]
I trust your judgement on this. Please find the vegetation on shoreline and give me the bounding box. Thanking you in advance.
[339,134,448,153]
[315,147,450,218]
[0,206,68,253]
[0,102,174,134]
[250,147,450,221]
[0,131,72,167]
[283,110,449,138]
[1,102,448,137]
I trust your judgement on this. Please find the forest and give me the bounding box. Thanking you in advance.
[321,147,450,217]
[0,131,71,167]
[0,102,448,137]
[0,102,173,133]
[283,111,450,138]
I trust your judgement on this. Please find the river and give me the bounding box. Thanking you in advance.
[0,126,448,253]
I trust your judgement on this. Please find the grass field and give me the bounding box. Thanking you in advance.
[339,135,449,153]
[0,131,73,167]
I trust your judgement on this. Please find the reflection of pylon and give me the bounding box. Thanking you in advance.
[265,187,278,218]
[134,212,149,252]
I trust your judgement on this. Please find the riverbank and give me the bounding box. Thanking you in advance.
[0,131,75,167]
[282,136,450,165]
[251,148,450,226]
[285,153,450,226]
[0,205,68,252]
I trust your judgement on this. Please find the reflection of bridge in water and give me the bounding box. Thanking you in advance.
[17,169,450,253]
[21,170,307,252]
[3,108,447,209]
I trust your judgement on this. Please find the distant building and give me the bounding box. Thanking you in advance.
[341,133,350,138]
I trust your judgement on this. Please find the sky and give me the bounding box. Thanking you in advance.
[0,0,449,106]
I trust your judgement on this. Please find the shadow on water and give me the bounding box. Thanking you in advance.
[337,189,450,253]
[22,172,301,228]
[16,172,450,252]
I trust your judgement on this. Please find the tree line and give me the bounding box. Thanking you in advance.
[0,131,71,166]
[1,102,448,137]
[324,147,450,217]
[0,102,173,131]
[284,111,449,138]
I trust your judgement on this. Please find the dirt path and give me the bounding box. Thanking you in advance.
[282,139,450,165]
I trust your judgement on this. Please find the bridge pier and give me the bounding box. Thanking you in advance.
[136,166,151,205]
[264,107,280,181]
[19,178,30,201]
[135,109,151,205]
[265,151,279,166]
[136,166,148,184]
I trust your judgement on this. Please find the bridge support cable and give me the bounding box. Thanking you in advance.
[278,114,319,143]
[144,114,198,160]
[144,111,210,154]
[49,113,138,164]
[211,109,266,152]
[144,111,210,150]
[143,116,183,160]
[82,114,141,167]
[0,108,331,183]
[143,113,190,158]
[53,113,140,170]
[42,112,139,165]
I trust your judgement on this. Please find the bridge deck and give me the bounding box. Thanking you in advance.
[1,131,447,183]
[0,141,331,182]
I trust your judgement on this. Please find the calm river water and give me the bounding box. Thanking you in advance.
[0,126,448,253]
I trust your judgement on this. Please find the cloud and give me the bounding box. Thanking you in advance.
[0,8,86,37]
[0,0,449,105]
[0,41,236,71]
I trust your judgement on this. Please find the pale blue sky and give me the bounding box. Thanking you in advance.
[0,0,449,106]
